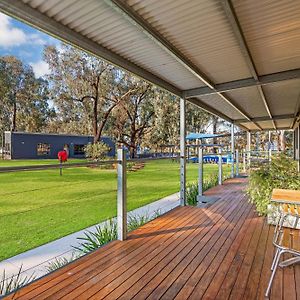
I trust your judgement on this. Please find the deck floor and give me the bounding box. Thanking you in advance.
[5,178,300,299]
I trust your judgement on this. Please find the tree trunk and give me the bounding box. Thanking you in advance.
[212,117,218,153]
[11,100,17,132]
[93,97,98,143]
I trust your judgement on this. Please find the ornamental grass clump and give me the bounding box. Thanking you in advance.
[73,212,159,254]
[0,266,35,297]
[186,172,220,206]
[247,153,300,216]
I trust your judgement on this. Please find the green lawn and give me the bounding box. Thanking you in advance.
[0,159,230,261]
[0,158,86,167]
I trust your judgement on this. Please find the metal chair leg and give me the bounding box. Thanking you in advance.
[271,248,280,271]
[265,250,282,297]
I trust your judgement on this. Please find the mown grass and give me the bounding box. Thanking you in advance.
[0,159,230,261]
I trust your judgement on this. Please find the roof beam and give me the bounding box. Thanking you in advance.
[0,0,182,98]
[106,0,259,129]
[250,127,292,133]
[234,114,295,124]
[188,98,249,131]
[103,0,214,89]
[183,69,300,98]
[220,0,276,129]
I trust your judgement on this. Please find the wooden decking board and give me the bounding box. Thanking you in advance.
[214,214,265,299]
[5,177,300,300]
[118,191,249,300]
[201,206,260,300]
[160,198,252,300]
[80,185,245,299]
[7,207,188,299]
[242,221,270,300]
[32,207,202,299]
[48,189,235,300]
[224,213,265,300]
[179,199,256,299]
[15,207,194,299]
[256,225,275,300]
[283,253,297,300]
[230,219,269,300]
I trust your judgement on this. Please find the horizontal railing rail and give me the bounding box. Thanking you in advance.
[0,156,179,173]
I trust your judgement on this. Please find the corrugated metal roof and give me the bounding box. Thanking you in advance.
[196,94,246,121]
[0,0,299,131]
[233,0,300,75]
[125,0,252,84]
[225,86,269,118]
[263,79,300,116]
[25,0,203,90]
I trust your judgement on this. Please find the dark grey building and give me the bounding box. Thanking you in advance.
[4,131,115,159]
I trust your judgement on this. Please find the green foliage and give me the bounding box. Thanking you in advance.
[84,142,110,161]
[73,219,118,254]
[0,265,35,297]
[186,172,220,205]
[44,252,81,273]
[247,153,300,215]
[127,214,150,232]
[73,212,159,254]
[186,182,199,206]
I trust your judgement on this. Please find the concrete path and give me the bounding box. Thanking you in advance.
[0,192,180,282]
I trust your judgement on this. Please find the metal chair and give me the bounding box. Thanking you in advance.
[266,204,300,297]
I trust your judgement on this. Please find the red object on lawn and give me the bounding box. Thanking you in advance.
[58,150,68,162]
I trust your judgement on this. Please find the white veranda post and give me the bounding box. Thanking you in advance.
[231,123,235,178]
[247,131,251,170]
[180,98,186,206]
[117,148,127,241]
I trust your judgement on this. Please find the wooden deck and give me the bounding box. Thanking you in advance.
[5,177,300,299]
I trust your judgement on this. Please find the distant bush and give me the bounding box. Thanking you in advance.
[84,142,110,161]
[247,153,300,215]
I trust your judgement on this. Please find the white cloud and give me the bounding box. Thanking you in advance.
[0,13,47,48]
[30,60,50,78]
[0,13,26,47]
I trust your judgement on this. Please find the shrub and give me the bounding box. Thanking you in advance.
[186,173,219,206]
[44,252,81,273]
[84,142,110,161]
[0,266,35,297]
[247,153,300,216]
[73,212,159,254]
[127,214,150,232]
[73,219,118,254]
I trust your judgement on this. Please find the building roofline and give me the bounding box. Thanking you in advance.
[4,131,111,139]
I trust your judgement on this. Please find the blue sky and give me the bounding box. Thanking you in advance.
[0,12,60,78]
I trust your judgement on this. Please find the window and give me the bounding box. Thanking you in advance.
[37,143,50,156]
[74,144,85,155]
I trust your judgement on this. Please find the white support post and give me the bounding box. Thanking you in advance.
[243,149,246,173]
[180,98,186,206]
[218,148,222,185]
[117,148,127,241]
[231,123,235,178]
[247,131,251,171]
[198,148,203,196]
[235,149,239,177]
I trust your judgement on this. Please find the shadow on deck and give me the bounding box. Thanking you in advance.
[5,178,300,299]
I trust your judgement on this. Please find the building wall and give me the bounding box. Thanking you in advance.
[6,132,115,159]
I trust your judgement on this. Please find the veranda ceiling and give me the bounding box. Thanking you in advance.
[1,0,299,131]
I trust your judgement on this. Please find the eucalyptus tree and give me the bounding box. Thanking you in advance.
[0,56,52,134]
[44,45,133,142]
